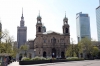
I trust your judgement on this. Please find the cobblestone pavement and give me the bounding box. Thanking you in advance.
[8,60,100,66]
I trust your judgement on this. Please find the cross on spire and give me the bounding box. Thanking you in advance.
[65,11,66,18]
[39,10,40,16]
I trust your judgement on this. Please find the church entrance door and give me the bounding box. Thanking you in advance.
[61,51,65,59]
[52,48,56,58]
[43,51,46,58]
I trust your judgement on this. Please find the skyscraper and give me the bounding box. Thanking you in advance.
[17,8,27,48]
[0,20,2,43]
[96,0,100,41]
[76,12,91,42]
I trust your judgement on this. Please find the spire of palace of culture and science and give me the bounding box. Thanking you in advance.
[17,8,27,48]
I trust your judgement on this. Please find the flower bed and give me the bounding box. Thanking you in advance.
[19,56,84,65]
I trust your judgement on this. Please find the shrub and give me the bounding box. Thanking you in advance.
[41,57,46,60]
[46,58,52,60]
[21,57,31,61]
[66,57,78,59]
[52,58,56,60]
[31,56,41,61]
[66,57,84,61]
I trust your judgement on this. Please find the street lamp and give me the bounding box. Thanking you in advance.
[34,49,36,57]
[71,38,75,57]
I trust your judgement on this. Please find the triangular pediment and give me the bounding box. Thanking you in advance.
[43,30,62,35]
[48,32,60,35]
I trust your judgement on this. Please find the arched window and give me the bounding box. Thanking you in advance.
[64,21,67,24]
[44,39,46,43]
[52,37,56,43]
[43,51,46,58]
[38,27,41,32]
[66,28,68,33]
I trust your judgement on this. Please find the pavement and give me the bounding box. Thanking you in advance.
[8,60,100,66]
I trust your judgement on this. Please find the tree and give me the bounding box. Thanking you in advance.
[77,37,99,59]
[66,45,73,57]
[91,46,99,58]
[20,44,28,57]
[74,44,80,57]
[11,46,19,58]
[66,44,78,57]
[0,29,14,57]
[66,38,78,57]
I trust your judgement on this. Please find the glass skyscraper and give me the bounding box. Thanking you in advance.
[76,12,91,42]
[96,1,100,41]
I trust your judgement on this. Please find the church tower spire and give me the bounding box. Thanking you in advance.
[37,10,42,23]
[62,11,70,35]
[65,11,66,18]
[39,10,40,16]
[36,10,43,35]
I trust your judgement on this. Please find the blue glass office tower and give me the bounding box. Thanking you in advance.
[76,12,91,42]
[96,0,100,41]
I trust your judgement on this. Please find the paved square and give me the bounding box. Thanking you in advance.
[8,60,100,66]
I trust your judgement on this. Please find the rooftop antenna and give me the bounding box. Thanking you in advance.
[22,7,23,17]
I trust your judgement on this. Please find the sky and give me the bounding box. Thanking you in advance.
[0,0,99,43]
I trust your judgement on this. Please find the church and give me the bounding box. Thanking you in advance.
[33,12,70,58]
[16,9,70,59]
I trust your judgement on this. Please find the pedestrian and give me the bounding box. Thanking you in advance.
[4,57,7,66]
[1,57,5,66]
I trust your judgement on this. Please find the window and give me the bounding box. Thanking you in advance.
[48,40,49,43]
[44,40,46,43]
[38,27,41,32]
[64,21,67,24]
[66,28,68,33]
[51,37,56,43]
[39,52,40,54]
[60,39,64,43]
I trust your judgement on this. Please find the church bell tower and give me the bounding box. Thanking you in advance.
[62,11,70,35]
[36,11,43,35]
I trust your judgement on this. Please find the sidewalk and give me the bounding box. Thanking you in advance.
[8,61,20,66]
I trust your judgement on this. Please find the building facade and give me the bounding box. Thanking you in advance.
[34,13,70,58]
[17,9,27,48]
[76,12,91,42]
[96,1,100,41]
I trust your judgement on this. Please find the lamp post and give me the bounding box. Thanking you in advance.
[24,50,27,57]
[72,44,73,57]
[34,49,36,57]
[71,38,75,57]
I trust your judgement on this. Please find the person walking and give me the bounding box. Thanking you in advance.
[4,57,7,66]
[1,57,7,66]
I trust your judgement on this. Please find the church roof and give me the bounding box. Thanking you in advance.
[43,30,62,35]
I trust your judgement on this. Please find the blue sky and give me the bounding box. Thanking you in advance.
[0,0,99,43]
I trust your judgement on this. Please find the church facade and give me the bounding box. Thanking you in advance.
[34,13,70,58]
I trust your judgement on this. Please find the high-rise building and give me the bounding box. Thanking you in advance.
[17,8,27,48]
[76,12,91,42]
[0,20,2,43]
[96,0,100,41]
